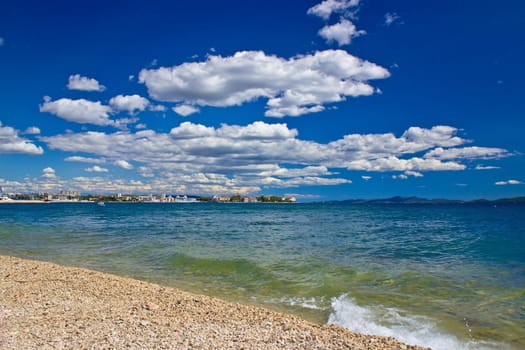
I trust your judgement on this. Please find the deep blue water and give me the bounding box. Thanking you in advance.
[0,202,523,349]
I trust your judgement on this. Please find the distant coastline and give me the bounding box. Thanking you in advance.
[1,195,524,204]
[0,193,297,204]
[321,195,525,205]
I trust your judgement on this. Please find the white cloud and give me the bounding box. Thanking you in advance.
[67,176,155,194]
[0,121,43,155]
[216,121,298,139]
[85,165,108,173]
[113,117,139,130]
[402,126,466,149]
[308,0,360,20]
[173,104,200,116]
[329,125,467,161]
[344,157,466,172]
[114,160,133,170]
[257,165,332,178]
[495,179,522,186]
[319,19,365,46]
[268,176,351,187]
[65,156,106,164]
[109,94,149,115]
[384,12,401,26]
[139,50,389,118]
[138,166,154,177]
[393,174,408,180]
[42,167,56,179]
[67,74,106,92]
[40,97,113,126]
[475,165,500,170]
[23,126,41,135]
[425,146,509,160]
[361,175,372,181]
[148,104,167,112]
[42,124,472,174]
[39,123,509,194]
[404,170,423,177]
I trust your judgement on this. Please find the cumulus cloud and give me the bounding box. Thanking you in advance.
[65,156,106,164]
[402,126,466,149]
[5,121,512,195]
[343,157,466,172]
[329,125,467,161]
[405,170,423,177]
[85,165,108,173]
[67,74,106,92]
[65,176,155,194]
[113,117,139,130]
[257,165,332,178]
[114,160,133,170]
[308,0,360,20]
[495,179,522,185]
[384,12,402,26]
[23,126,41,135]
[38,121,510,195]
[139,50,389,118]
[260,176,351,188]
[109,94,149,115]
[425,146,509,160]
[0,121,43,155]
[173,104,200,116]
[40,123,478,175]
[42,167,56,179]
[319,19,365,46]
[40,97,113,126]
[216,121,298,139]
[138,166,154,177]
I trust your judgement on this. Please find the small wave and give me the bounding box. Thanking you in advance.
[277,296,329,310]
[327,295,509,350]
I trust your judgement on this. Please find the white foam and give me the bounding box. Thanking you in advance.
[278,296,328,310]
[327,295,509,350]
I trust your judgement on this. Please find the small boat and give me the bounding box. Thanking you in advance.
[97,201,105,206]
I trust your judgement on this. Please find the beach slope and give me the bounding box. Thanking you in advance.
[0,255,427,349]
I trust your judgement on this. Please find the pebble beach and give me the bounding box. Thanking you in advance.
[0,255,427,349]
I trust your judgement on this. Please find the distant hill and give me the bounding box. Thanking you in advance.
[324,196,525,205]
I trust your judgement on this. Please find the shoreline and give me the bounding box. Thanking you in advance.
[0,255,427,349]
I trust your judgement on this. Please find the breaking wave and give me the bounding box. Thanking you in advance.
[327,295,510,350]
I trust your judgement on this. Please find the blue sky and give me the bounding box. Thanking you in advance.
[0,0,524,200]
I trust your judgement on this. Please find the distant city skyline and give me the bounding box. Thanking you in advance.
[1,0,524,200]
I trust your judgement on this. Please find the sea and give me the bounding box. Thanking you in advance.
[0,202,523,349]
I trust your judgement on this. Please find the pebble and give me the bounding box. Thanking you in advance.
[0,255,430,350]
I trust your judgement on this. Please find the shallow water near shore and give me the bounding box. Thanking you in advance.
[1,202,523,349]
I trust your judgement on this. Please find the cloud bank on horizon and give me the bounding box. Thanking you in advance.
[0,0,522,198]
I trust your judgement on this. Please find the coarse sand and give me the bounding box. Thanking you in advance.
[0,255,429,349]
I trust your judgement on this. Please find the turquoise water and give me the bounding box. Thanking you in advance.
[0,202,523,349]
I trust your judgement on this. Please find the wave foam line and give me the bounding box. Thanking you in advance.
[327,295,510,350]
